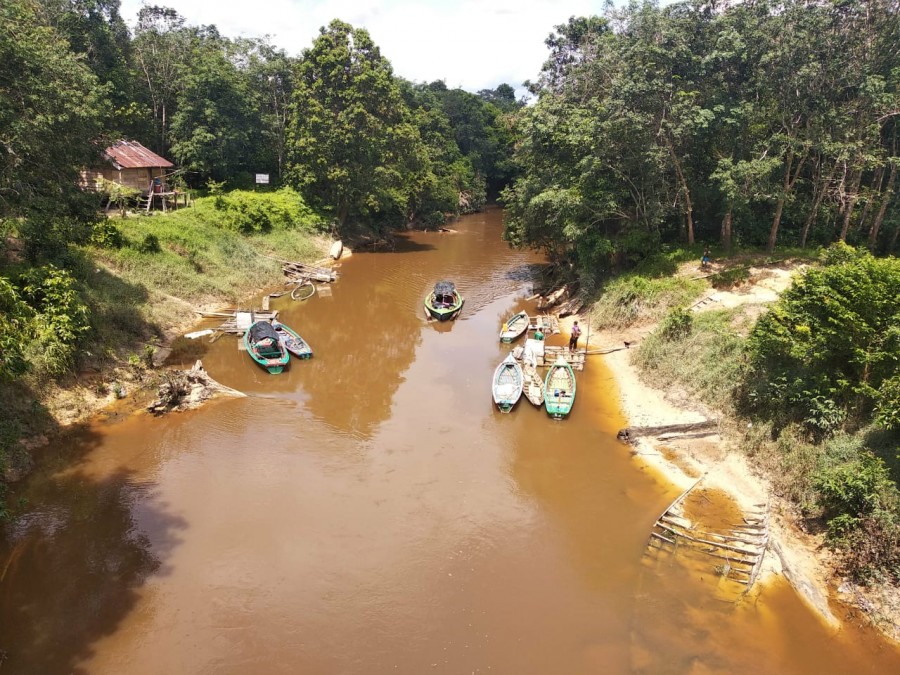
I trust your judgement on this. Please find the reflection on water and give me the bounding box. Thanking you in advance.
[2,207,899,673]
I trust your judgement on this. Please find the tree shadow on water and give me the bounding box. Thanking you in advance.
[0,425,187,673]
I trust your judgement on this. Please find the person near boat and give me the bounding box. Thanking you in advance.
[534,326,545,341]
[568,321,581,350]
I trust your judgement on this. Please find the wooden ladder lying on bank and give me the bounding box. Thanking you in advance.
[646,478,770,593]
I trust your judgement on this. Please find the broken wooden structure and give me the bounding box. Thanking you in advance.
[617,420,719,443]
[282,261,337,284]
[196,309,279,336]
[527,315,560,335]
[512,339,586,371]
[645,479,770,594]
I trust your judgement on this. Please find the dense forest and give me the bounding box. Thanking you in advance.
[505,0,899,283]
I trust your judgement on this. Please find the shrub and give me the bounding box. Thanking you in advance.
[659,307,693,341]
[710,267,749,289]
[138,233,161,254]
[212,188,322,234]
[90,221,125,249]
[744,247,900,435]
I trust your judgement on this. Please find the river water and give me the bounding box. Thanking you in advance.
[2,208,899,673]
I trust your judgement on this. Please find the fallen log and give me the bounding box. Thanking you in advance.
[617,420,718,442]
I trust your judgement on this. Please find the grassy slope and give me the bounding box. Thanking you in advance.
[597,248,899,583]
[82,196,327,348]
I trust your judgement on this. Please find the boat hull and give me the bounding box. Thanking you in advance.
[424,293,464,321]
[276,324,313,359]
[244,322,290,374]
[492,354,524,413]
[544,359,576,418]
[499,311,529,343]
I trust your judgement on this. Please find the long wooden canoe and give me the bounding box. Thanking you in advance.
[499,311,529,343]
[275,323,313,359]
[544,357,576,418]
[522,364,544,407]
[492,353,524,413]
[424,280,464,321]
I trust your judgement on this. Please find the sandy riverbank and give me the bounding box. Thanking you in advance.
[556,306,900,643]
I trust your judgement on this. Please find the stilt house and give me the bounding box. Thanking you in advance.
[81,140,174,194]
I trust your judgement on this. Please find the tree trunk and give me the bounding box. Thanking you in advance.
[720,209,733,253]
[767,150,794,254]
[665,138,694,245]
[890,221,900,253]
[800,160,837,248]
[869,163,896,250]
[839,168,863,241]
[857,166,884,234]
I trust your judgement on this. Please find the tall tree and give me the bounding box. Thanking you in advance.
[287,20,426,230]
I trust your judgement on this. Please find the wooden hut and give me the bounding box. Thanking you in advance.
[82,140,173,192]
[81,140,188,211]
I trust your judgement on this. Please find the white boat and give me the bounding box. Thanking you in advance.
[329,240,343,260]
[492,353,524,413]
[499,311,529,343]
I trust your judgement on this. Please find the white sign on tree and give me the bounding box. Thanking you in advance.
[255,174,270,184]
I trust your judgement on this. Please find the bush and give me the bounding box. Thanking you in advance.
[659,307,693,341]
[744,247,900,435]
[138,233,161,254]
[90,221,125,249]
[212,188,322,234]
[710,267,749,289]
[590,275,703,329]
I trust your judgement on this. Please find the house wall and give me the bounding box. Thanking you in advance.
[80,167,169,193]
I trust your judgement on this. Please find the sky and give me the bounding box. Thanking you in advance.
[118,0,614,97]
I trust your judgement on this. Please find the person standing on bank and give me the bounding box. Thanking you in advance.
[569,321,582,351]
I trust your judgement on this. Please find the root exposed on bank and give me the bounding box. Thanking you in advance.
[147,360,245,414]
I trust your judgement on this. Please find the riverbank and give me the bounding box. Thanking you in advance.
[0,192,335,488]
[567,274,900,643]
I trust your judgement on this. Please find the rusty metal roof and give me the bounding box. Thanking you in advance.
[103,140,173,169]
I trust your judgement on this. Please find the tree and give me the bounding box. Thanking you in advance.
[0,0,104,260]
[287,20,426,230]
[169,35,257,183]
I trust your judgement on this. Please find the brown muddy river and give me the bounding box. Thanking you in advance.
[2,208,899,673]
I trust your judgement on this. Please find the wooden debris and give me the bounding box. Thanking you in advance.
[147,360,246,414]
[644,477,770,595]
[282,261,337,283]
[617,420,719,442]
[210,309,278,334]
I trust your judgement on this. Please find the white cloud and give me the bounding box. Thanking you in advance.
[119,0,607,95]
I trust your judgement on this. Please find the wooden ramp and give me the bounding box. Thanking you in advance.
[645,479,770,594]
[541,346,586,371]
[527,315,560,335]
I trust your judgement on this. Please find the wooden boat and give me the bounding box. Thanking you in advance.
[424,281,464,321]
[523,364,544,407]
[274,323,312,359]
[499,311,529,343]
[492,353,524,413]
[329,240,343,260]
[544,357,576,418]
[243,321,290,374]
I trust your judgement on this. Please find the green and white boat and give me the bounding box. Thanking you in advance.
[424,281,464,321]
[544,357,576,419]
[244,321,290,374]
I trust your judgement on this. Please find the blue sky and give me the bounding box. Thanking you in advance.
[119,0,620,96]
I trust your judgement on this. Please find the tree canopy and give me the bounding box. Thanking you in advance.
[504,0,900,284]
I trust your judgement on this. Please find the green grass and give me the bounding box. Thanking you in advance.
[81,195,327,342]
[589,274,705,330]
[633,308,750,410]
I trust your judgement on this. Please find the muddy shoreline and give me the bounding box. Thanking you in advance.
[570,315,900,644]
